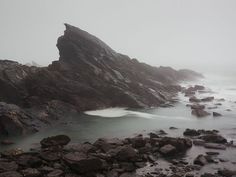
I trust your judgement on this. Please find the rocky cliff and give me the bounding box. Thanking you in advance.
[0,24,203,136]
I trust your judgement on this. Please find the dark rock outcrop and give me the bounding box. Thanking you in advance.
[0,24,203,136]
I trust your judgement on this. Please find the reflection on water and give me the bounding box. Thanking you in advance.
[1,74,236,151]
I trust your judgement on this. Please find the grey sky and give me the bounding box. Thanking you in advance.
[0,0,236,74]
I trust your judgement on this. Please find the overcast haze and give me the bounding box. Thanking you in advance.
[0,0,236,75]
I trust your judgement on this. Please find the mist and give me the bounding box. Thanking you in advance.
[1,0,236,75]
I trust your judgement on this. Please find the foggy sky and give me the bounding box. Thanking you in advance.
[1,0,236,75]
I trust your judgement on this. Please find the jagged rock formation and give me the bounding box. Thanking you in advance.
[0,24,203,136]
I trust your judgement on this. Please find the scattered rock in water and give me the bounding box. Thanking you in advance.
[208,106,218,110]
[193,139,205,146]
[184,129,201,136]
[194,85,205,90]
[204,143,226,150]
[40,135,71,148]
[200,134,227,144]
[192,109,210,117]
[169,126,178,130]
[194,154,208,166]
[213,112,222,117]
[201,97,214,102]
[226,109,232,112]
[189,96,201,103]
[215,103,222,106]
[190,104,205,110]
[206,151,220,156]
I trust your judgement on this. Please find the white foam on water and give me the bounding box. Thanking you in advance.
[84,107,155,119]
[84,107,192,121]
[84,108,132,118]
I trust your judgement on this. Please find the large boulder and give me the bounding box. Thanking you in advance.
[63,152,103,173]
[40,135,71,148]
[159,144,176,156]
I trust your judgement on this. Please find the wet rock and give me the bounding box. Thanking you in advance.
[131,135,146,148]
[194,85,205,90]
[1,148,24,157]
[120,162,136,172]
[201,97,214,102]
[159,144,176,156]
[0,171,22,177]
[208,106,218,109]
[206,151,220,156]
[192,109,210,117]
[213,112,222,117]
[64,142,96,154]
[0,102,37,136]
[204,143,226,150]
[200,134,227,144]
[40,135,71,148]
[201,173,216,177]
[184,129,201,136]
[116,146,138,162]
[158,137,192,152]
[16,154,42,167]
[0,161,18,172]
[190,104,205,110]
[21,168,41,177]
[119,172,139,177]
[215,103,222,106]
[194,155,208,166]
[63,152,103,173]
[0,140,14,145]
[189,96,201,103]
[193,139,205,146]
[149,132,159,139]
[169,127,178,130]
[93,138,123,152]
[218,169,236,177]
[47,169,64,177]
[40,151,61,161]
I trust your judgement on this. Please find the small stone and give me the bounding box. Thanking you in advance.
[47,169,64,177]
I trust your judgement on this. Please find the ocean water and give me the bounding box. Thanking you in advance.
[1,74,236,151]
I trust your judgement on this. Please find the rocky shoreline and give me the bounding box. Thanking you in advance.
[0,128,235,177]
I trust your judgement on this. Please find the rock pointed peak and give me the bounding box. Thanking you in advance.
[57,23,117,62]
